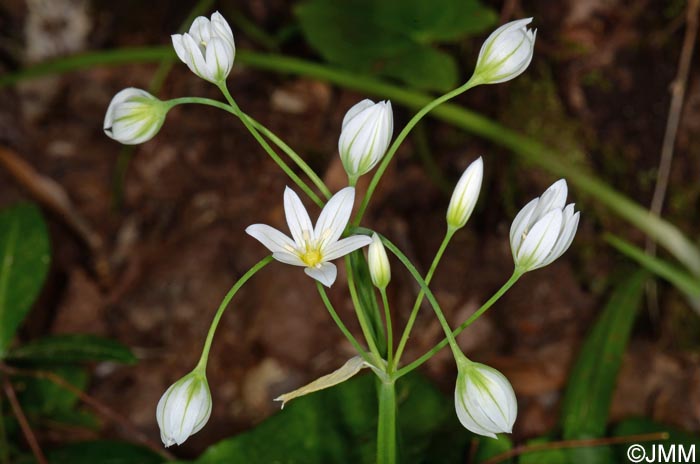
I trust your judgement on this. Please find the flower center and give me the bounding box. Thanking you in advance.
[300,249,322,267]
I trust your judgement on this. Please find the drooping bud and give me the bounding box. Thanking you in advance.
[338,99,393,180]
[510,179,580,272]
[103,88,168,145]
[156,370,212,447]
[472,18,536,85]
[446,157,484,230]
[454,360,517,439]
[368,233,391,289]
[171,11,235,84]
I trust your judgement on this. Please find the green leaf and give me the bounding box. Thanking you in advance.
[18,365,88,417]
[295,0,496,90]
[0,203,51,355]
[16,440,165,464]
[606,234,700,299]
[187,373,469,463]
[560,270,647,463]
[7,334,137,364]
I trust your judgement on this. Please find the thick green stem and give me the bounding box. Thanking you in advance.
[396,270,522,378]
[316,283,374,366]
[392,228,455,370]
[216,85,324,207]
[377,378,397,464]
[195,256,273,371]
[345,256,382,359]
[379,288,393,368]
[353,77,481,226]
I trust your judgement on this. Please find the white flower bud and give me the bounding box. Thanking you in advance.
[338,99,393,179]
[446,157,483,230]
[156,371,212,447]
[368,233,390,289]
[103,88,167,145]
[171,11,235,84]
[455,360,517,438]
[473,18,537,85]
[510,179,580,272]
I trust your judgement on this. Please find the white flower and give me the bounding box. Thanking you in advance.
[156,371,212,447]
[473,18,537,85]
[367,233,390,289]
[338,99,393,179]
[455,360,517,439]
[446,157,484,230]
[171,11,235,84]
[246,187,372,287]
[510,179,580,272]
[103,88,167,145]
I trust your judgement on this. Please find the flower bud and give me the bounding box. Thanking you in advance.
[472,18,536,85]
[103,88,168,145]
[171,11,235,84]
[156,370,212,447]
[455,360,517,438]
[510,179,580,272]
[338,99,393,179]
[446,157,483,230]
[368,233,390,289]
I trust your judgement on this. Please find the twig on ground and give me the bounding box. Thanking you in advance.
[2,376,48,464]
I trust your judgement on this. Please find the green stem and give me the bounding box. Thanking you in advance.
[245,117,331,200]
[316,283,374,366]
[215,85,324,208]
[377,379,397,464]
[392,228,455,370]
[353,77,481,226]
[169,96,329,202]
[5,49,698,276]
[379,288,393,369]
[345,256,382,359]
[195,255,273,371]
[378,235,462,362]
[396,270,522,379]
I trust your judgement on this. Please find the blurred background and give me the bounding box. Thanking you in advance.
[0,0,699,462]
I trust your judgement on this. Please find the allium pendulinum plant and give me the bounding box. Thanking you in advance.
[104,12,577,462]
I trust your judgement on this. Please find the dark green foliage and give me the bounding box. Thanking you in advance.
[296,0,496,91]
[0,204,51,356]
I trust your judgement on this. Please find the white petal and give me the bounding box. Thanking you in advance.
[188,16,211,43]
[531,179,567,221]
[304,262,337,287]
[182,33,209,80]
[205,37,232,82]
[342,99,375,130]
[539,207,579,269]
[314,187,355,249]
[455,386,497,438]
[272,251,305,267]
[283,187,314,247]
[171,34,189,66]
[509,198,538,254]
[245,224,296,254]
[323,235,373,261]
[516,209,562,269]
[211,11,234,47]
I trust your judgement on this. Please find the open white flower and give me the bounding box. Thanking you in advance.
[171,11,235,84]
[246,187,372,287]
[510,179,580,272]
